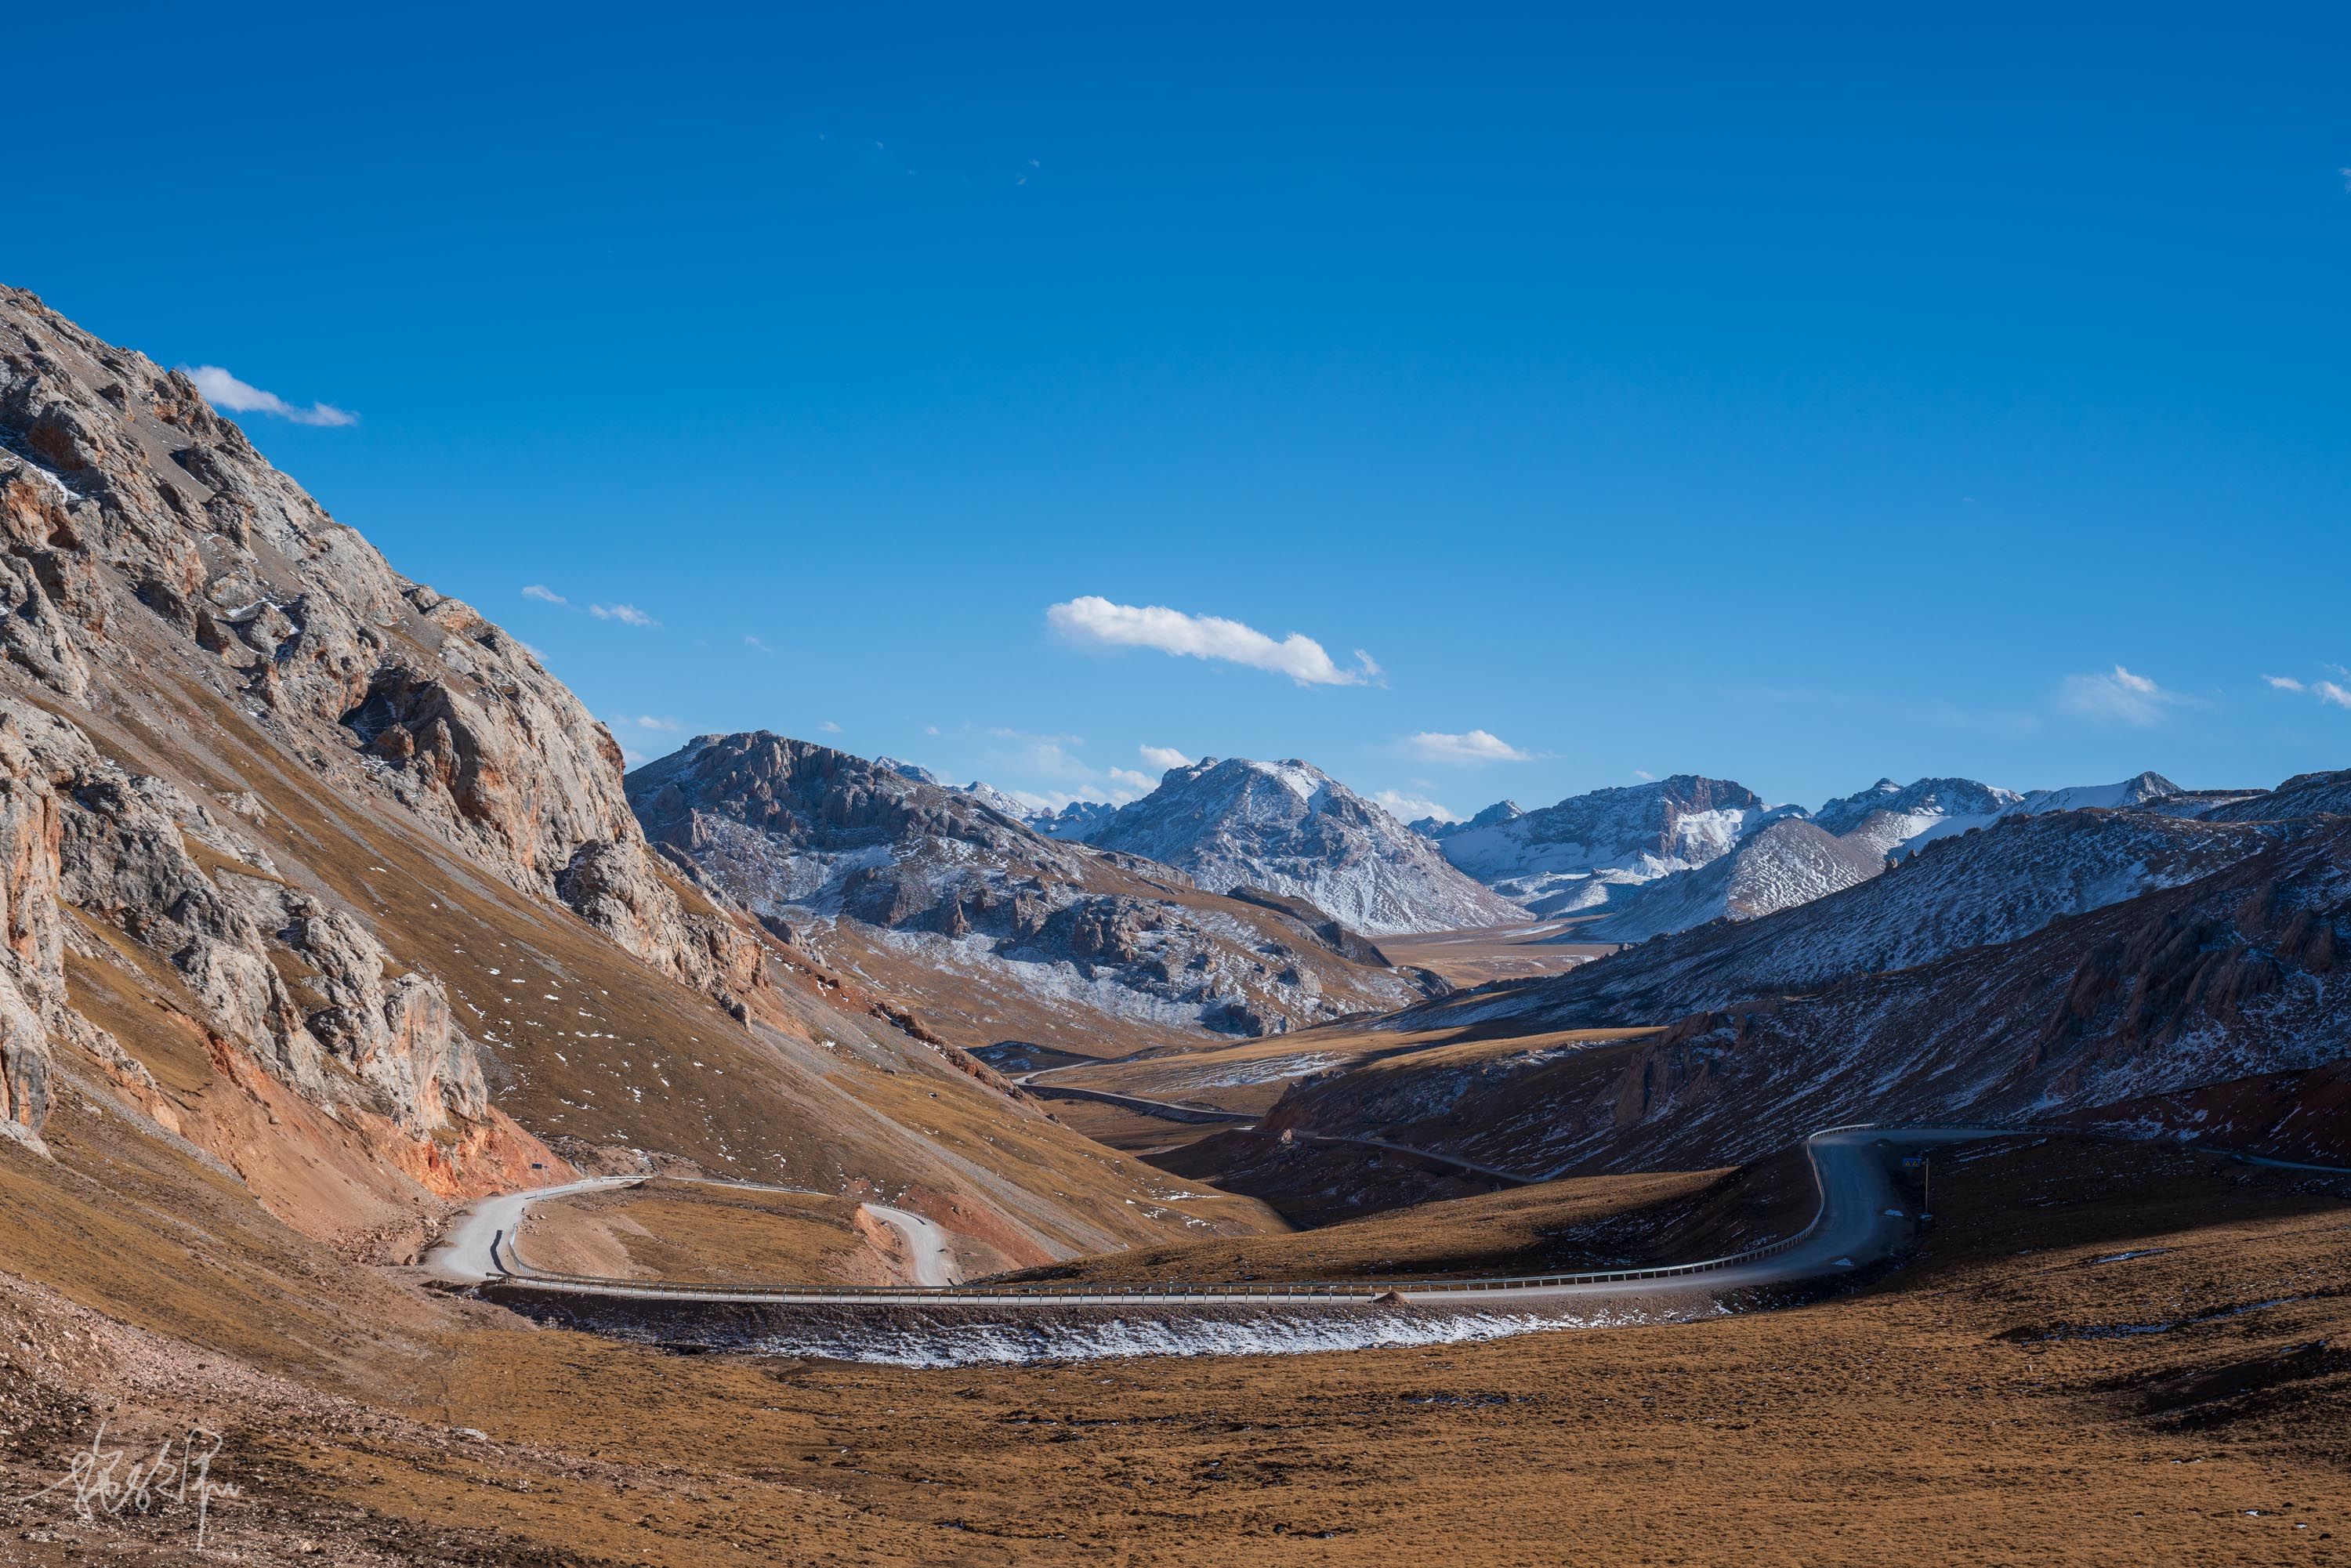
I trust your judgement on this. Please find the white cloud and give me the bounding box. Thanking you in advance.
[925,725,940,736]
[620,744,653,768]
[2057,664,2179,726]
[1633,770,1656,781]
[820,720,842,733]
[1406,729,1531,765]
[522,585,566,604]
[589,603,658,628]
[1139,744,1193,771]
[1374,790,1458,824]
[2264,672,2351,710]
[744,634,773,654]
[1107,766,1156,791]
[1045,596,1378,686]
[632,715,680,732]
[184,364,357,427]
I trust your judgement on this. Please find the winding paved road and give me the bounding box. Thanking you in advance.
[426,1124,2006,1307]
[425,1177,965,1288]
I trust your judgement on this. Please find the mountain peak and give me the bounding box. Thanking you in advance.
[1085,755,1524,934]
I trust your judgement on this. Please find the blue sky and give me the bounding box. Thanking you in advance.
[8,4,2348,819]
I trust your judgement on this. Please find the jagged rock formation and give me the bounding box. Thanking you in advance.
[629,734,1436,1047]
[1081,758,1525,936]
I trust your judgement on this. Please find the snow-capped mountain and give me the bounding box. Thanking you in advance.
[628,734,1432,1048]
[1816,772,2198,860]
[1084,758,1527,936]
[1266,801,2309,1177]
[2013,770,2183,815]
[1433,775,1798,918]
[1581,817,1886,942]
[1813,775,2023,856]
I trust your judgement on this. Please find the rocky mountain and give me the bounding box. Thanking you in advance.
[629,734,1436,1052]
[0,284,1248,1274]
[1577,817,1886,942]
[1812,775,2022,856]
[1430,774,1793,919]
[1081,757,1527,936]
[2202,768,2351,823]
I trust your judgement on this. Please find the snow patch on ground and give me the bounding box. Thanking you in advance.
[737,1303,1684,1367]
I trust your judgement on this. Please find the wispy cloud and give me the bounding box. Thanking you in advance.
[744,634,773,654]
[631,715,681,732]
[1633,770,1656,781]
[820,720,842,733]
[184,364,356,427]
[1107,767,1156,791]
[2057,664,2183,726]
[2264,671,2351,710]
[1374,789,1458,824]
[1046,596,1378,686]
[589,603,658,628]
[1407,729,1531,765]
[1139,744,1193,771]
[924,725,940,736]
[522,585,567,604]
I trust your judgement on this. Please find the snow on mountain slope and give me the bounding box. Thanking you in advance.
[1432,775,1796,918]
[1581,817,1886,942]
[1813,777,2023,835]
[2014,770,2183,815]
[2201,768,2351,823]
[1811,771,2197,860]
[1431,807,2282,1034]
[1268,812,2349,1178]
[1085,758,1527,936]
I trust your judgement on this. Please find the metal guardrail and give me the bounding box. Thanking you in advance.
[478,1123,1853,1304]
